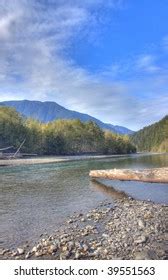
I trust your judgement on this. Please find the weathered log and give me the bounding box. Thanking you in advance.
[89,167,168,183]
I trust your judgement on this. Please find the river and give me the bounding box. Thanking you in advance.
[0,153,168,249]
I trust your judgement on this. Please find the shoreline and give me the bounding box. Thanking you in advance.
[0,152,164,167]
[1,197,167,260]
[0,154,131,166]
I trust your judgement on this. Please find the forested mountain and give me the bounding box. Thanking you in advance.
[0,107,136,155]
[0,100,133,135]
[131,116,168,152]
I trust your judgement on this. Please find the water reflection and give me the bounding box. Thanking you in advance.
[91,179,128,200]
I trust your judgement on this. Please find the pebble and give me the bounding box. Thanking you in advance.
[25,252,31,259]
[32,246,38,253]
[138,219,145,229]
[35,251,43,257]
[0,249,8,255]
[17,248,24,255]
[48,244,57,254]
[67,219,73,224]
[134,235,147,244]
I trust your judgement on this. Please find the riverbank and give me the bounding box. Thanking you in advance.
[0,152,164,167]
[0,154,131,166]
[1,197,167,260]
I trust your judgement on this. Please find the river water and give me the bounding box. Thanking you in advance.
[0,153,168,249]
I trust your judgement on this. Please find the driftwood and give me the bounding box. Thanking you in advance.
[89,167,168,183]
[12,138,26,158]
[0,146,13,151]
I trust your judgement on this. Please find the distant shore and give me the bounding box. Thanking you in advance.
[0,154,133,167]
[0,152,164,167]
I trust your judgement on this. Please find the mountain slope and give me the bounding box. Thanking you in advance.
[130,116,168,152]
[0,100,133,135]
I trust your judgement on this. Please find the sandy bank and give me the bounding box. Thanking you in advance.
[0,154,131,167]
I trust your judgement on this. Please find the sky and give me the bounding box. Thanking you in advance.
[0,0,168,130]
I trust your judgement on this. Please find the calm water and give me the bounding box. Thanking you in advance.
[0,153,168,249]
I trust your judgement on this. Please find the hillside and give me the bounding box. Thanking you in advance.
[131,116,168,152]
[0,106,136,156]
[0,100,133,135]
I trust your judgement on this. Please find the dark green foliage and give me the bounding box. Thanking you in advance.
[131,116,168,152]
[0,106,136,155]
[104,131,136,154]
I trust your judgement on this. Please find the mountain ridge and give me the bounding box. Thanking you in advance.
[0,100,133,135]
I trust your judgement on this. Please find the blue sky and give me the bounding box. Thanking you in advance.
[0,0,168,130]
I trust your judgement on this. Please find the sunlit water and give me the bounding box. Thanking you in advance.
[0,153,168,249]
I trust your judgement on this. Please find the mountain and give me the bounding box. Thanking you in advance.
[0,100,133,135]
[130,116,168,152]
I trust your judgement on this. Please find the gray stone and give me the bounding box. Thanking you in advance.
[0,249,7,255]
[134,235,147,244]
[48,244,57,254]
[60,252,70,260]
[138,219,145,229]
[82,244,89,252]
[32,246,38,253]
[75,252,80,259]
[25,252,31,259]
[35,251,43,257]
[17,248,24,255]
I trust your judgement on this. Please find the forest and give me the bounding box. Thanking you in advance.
[131,115,168,152]
[0,106,136,155]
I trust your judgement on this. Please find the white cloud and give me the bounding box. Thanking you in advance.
[136,55,160,73]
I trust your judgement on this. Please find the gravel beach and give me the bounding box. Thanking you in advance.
[1,196,167,260]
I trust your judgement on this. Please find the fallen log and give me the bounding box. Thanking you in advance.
[89,167,168,183]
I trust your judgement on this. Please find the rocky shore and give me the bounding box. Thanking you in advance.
[1,197,167,260]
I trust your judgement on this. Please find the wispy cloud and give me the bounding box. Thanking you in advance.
[162,35,168,51]
[136,55,160,73]
[0,0,124,99]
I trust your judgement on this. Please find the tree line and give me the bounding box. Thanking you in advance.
[0,106,136,155]
[130,115,168,152]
